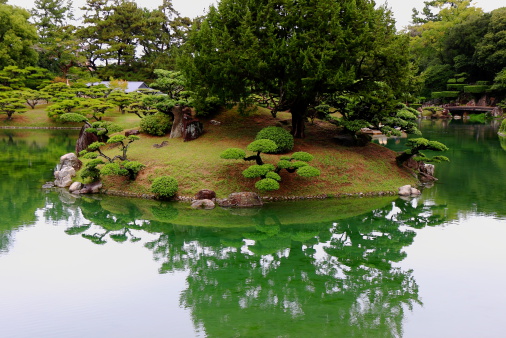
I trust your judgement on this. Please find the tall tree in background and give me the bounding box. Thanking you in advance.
[408,0,488,97]
[31,0,83,80]
[0,3,38,68]
[78,0,189,79]
[79,0,145,68]
[77,0,110,72]
[475,8,506,79]
[139,0,192,71]
[181,0,411,138]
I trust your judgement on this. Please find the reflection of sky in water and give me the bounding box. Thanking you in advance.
[0,211,197,338]
[398,216,506,337]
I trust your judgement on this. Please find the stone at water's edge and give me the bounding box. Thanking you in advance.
[59,153,82,171]
[191,199,216,210]
[398,185,421,196]
[69,181,83,193]
[54,153,82,188]
[54,166,75,188]
[217,192,263,208]
[79,181,103,194]
[194,189,216,201]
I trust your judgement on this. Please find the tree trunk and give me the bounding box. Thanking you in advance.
[170,105,183,138]
[290,104,307,138]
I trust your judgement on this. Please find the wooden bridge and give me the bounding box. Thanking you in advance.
[446,106,496,114]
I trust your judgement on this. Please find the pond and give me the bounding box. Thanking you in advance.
[0,121,505,338]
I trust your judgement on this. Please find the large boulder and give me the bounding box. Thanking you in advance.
[59,153,82,171]
[217,192,263,208]
[54,166,76,188]
[54,153,82,188]
[398,185,421,197]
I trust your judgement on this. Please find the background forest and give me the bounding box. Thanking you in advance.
[0,0,506,124]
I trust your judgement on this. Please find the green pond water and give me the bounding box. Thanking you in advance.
[0,121,505,337]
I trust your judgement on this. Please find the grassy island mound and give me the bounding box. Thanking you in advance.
[89,108,416,199]
[1,105,417,199]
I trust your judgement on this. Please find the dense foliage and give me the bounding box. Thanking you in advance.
[409,1,506,103]
[140,113,172,136]
[255,127,294,153]
[180,0,412,138]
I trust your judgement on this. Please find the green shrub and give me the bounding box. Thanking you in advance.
[446,84,467,90]
[123,161,146,180]
[291,152,314,162]
[81,158,104,181]
[255,178,280,191]
[431,91,460,99]
[242,164,276,178]
[151,176,178,198]
[140,113,172,136]
[464,85,490,94]
[101,161,145,180]
[265,171,281,181]
[194,96,222,116]
[100,163,128,177]
[247,139,278,153]
[255,126,294,153]
[296,166,321,177]
[220,148,246,159]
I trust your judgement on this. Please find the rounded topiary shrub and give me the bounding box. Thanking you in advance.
[296,166,321,178]
[255,126,294,153]
[151,176,178,198]
[140,113,172,136]
[255,178,280,191]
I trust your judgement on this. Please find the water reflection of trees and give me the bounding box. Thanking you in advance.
[382,120,506,218]
[0,131,76,253]
[58,195,449,337]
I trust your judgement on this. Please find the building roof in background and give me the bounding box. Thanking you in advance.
[88,81,152,93]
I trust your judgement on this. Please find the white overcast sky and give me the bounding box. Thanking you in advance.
[8,0,505,30]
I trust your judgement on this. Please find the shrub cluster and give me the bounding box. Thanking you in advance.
[255,126,294,153]
[140,113,172,136]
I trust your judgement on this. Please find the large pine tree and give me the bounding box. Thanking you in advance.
[180,0,411,138]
